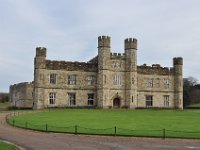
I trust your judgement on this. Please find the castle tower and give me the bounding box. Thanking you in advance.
[173,57,183,109]
[125,38,138,108]
[97,36,111,108]
[33,47,46,109]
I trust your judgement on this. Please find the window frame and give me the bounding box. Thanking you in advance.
[146,79,153,88]
[49,92,56,105]
[163,79,169,89]
[68,93,76,106]
[49,73,57,84]
[146,95,153,107]
[68,75,76,85]
[86,75,95,86]
[113,75,121,85]
[88,93,94,106]
[163,95,169,107]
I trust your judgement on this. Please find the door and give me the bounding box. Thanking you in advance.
[113,98,120,108]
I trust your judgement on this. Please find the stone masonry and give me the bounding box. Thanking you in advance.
[10,36,183,109]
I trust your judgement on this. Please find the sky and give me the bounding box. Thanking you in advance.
[0,0,200,92]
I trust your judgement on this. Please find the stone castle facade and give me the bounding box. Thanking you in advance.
[10,36,183,109]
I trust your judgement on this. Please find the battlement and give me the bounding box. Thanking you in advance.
[173,57,183,65]
[137,64,174,75]
[110,53,125,59]
[98,36,110,48]
[10,82,33,90]
[46,60,98,72]
[36,47,46,57]
[125,38,137,50]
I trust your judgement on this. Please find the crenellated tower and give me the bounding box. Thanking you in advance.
[33,47,46,109]
[97,36,111,108]
[125,38,138,108]
[173,57,183,109]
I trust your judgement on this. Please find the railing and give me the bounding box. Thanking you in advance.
[5,112,200,139]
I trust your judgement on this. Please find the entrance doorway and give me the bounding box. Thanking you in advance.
[113,98,120,108]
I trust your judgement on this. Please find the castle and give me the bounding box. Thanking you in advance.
[10,36,183,109]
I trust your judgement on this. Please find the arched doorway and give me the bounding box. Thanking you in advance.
[113,98,120,108]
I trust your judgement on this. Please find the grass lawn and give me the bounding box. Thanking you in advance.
[0,141,17,150]
[0,102,10,111]
[8,109,200,138]
[187,103,200,108]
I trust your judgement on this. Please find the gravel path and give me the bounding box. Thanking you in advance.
[0,112,200,150]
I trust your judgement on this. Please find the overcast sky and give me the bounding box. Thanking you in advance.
[0,0,200,92]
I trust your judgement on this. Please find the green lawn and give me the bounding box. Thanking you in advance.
[0,102,10,111]
[8,109,200,138]
[187,103,200,108]
[0,141,17,150]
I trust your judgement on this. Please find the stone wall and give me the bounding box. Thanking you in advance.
[9,82,33,108]
[14,35,183,109]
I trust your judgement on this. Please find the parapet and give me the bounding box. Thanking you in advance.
[125,38,137,50]
[173,57,183,65]
[110,53,125,59]
[46,60,98,72]
[36,47,46,57]
[137,64,173,75]
[98,36,110,48]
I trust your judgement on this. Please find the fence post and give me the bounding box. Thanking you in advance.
[163,128,165,139]
[46,124,48,132]
[12,120,15,127]
[75,125,77,134]
[114,126,117,136]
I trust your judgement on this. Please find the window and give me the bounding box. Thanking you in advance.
[86,75,95,85]
[50,74,56,84]
[88,94,94,106]
[68,75,76,85]
[49,93,56,104]
[146,79,153,88]
[113,75,121,85]
[163,79,169,89]
[164,95,169,107]
[146,95,153,107]
[68,93,76,106]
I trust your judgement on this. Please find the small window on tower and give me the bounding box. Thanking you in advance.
[113,75,121,85]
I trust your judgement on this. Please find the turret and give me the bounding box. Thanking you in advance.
[125,38,138,108]
[98,36,110,48]
[97,36,111,108]
[98,36,111,70]
[34,47,46,69]
[33,47,46,109]
[125,38,137,50]
[173,57,183,109]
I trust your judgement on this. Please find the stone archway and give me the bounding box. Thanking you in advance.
[113,98,120,108]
